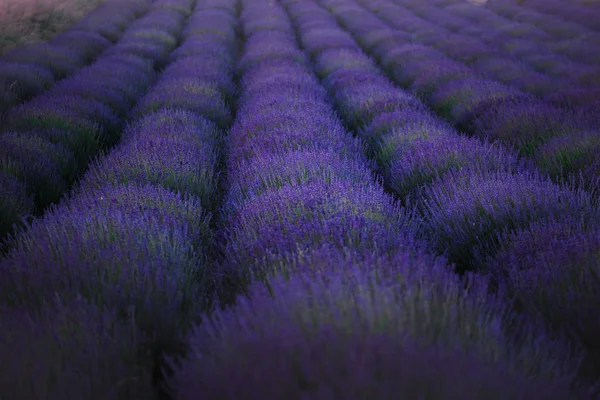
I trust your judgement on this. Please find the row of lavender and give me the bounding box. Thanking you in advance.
[0,0,199,244]
[0,0,152,114]
[382,0,600,103]
[445,0,600,68]
[0,0,239,397]
[469,0,594,42]
[439,0,600,121]
[490,0,600,32]
[162,0,594,398]
[298,0,600,388]
[324,0,600,195]
[399,0,600,69]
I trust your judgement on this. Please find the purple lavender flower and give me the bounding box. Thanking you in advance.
[243,72,326,101]
[544,88,600,110]
[160,56,236,100]
[244,15,295,36]
[0,131,73,209]
[73,57,156,103]
[227,106,363,165]
[131,78,232,128]
[366,30,412,56]
[0,297,155,399]
[547,36,600,63]
[300,28,358,57]
[518,0,600,31]
[430,78,531,128]
[1,43,84,79]
[128,9,187,36]
[225,149,375,208]
[421,168,597,271]
[3,99,102,163]
[333,83,423,128]
[150,0,196,16]
[0,172,34,242]
[169,35,236,64]
[48,31,111,63]
[241,57,312,85]
[51,78,132,119]
[363,108,448,142]
[572,66,600,86]
[0,182,211,359]
[495,38,548,59]
[535,129,600,190]
[69,2,141,41]
[0,62,54,113]
[472,99,580,157]
[411,4,471,32]
[5,94,120,147]
[129,28,178,48]
[81,109,221,210]
[239,32,307,71]
[470,57,551,93]
[222,178,414,274]
[379,44,448,85]
[406,58,475,101]
[167,251,580,399]
[495,22,551,42]
[183,12,237,41]
[372,118,526,200]
[519,52,569,75]
[543,89,600,126]
[105,37,175,67]
[484,217,600,378]
[193,0,237,13]
[95,52,156,76]
[313,48,381,79]
[445,2,499,22]
[427,33,501,64]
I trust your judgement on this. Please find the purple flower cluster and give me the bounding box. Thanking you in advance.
[0,3,204,246]
[397,0,600,81]
[130,0,238,128]
[169,245,581,399]
[0,171,34,243]
[420,169,598,270]
[0,296,155,399]
[491,0,600,32]
[79,110,222,211]
[484,217,600,378]
[364,0,599,99]
[0,0,236,396]
[313,0,600,390]
[0,0,152,113]
[328,0,600,184]
[0,131,74,211]
[163,0,589,398]
[218,0,417,288]
[102,9,186,69]
[288,0,527,206]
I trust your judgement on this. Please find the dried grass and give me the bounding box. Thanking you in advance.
[0,0,105,54]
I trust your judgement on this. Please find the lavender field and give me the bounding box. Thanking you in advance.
[0,0,599,398]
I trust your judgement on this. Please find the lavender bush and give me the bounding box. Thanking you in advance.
[167,251,583,399]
